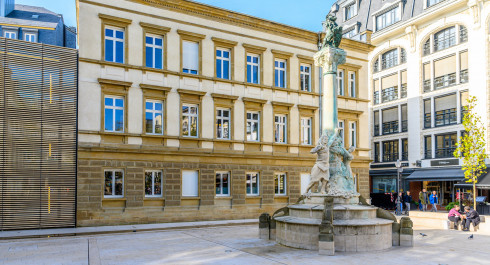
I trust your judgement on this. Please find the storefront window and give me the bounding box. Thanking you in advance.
[372,177,397,193]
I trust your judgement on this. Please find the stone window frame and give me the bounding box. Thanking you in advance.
[215,170,232,197]
[98,78,132,134]
[243,97,267,143]
[144,170,164,198]
[99,14,132,64]
[140,22,170,70]
[212,37,238,81]
[243,43,267,85]
[178,30,205,76]
[177,89,206,138]
[298,105,318,146]
[245,171,261,196]
[181,169,201,200]
[272,101,294,145]
[297,55,315,93]
[211,93,238,141]
[271,49,293,89]
[140,84,171,136]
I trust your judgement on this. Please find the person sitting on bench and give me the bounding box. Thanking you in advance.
[448,205,462,229]
[462,206,480,231]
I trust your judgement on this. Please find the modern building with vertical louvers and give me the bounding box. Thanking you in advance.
[330,0,490,206]
[0,39,77,230]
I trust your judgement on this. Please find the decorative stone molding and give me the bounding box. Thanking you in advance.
[467,0,482,28]
[314,47,346,74]
[405,25,417,52]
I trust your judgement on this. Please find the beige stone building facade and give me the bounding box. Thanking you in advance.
[76,0,373,226]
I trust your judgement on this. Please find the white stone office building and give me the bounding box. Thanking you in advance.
[330,0,490,205]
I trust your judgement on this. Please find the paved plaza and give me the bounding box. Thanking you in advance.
[1,224,489,265]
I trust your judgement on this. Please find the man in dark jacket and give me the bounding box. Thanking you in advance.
[462,206,480,231]
[403,191,412,215]
[419,189,428,211]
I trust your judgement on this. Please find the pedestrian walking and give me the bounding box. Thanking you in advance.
[403,191,412,215]
[419,189,428,211]
[429,191,438,212]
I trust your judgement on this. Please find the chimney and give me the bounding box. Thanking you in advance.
[0,0,14,17]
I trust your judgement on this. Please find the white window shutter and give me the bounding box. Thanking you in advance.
[183,41,199,71]
[182,170,199,196]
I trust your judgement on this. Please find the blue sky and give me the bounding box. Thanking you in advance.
[17,0,76,27]
[19,0,335,31]
[193,0,336,32]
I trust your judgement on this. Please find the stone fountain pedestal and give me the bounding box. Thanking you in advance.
[273,194,393,252]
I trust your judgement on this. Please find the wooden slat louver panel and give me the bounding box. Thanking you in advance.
[0,38,77,231]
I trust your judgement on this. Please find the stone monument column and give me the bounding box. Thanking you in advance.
[314,46,346,135]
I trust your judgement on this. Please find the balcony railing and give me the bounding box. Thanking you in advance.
[425,150,432,159]
[401,83,407,98]
[423,80,431,92]
[374,153,380,163]
[382,86,398,103]
[383,153,399,162]
[460,69,468,83]
[424,113,432,128]
[435,147,456,158]
[434,72,456,90]
[382,121,399,135]
[435,108,457,127]
[401,120,408,132]
[402,151,408,161]
[374,124,380,136]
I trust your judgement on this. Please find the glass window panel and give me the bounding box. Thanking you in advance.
[155,172,162,195]
[105,109,113,131]
[104,171,113,195]
[105,28,113,37]
[155,48,163,69]
[155,38,163,46]
[114,171,123,195]
[145,172,152,195]
[105,39,113,61]
[115,109,124,132]
[115,30,124,39]
[115,41,124,63]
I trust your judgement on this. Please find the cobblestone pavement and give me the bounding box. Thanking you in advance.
[1,225,489,265]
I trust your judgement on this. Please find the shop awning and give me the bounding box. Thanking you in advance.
[455,170,490,189]
[405,168,465,182]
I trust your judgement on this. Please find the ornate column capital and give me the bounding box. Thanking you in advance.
[467,0,483,28]
[405,25,417,53]
[314,46,346,74]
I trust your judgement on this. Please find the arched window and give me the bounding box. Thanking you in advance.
[459,25,468,43]
[433,26,456,52]
[381,48,398,70]
[423,39,430,56]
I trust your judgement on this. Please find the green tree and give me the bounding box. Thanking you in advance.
[454,96,487,209]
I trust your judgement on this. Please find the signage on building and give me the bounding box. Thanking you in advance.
[430,159,459,167]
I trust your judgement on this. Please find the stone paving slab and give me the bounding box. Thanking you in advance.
[0,219,258,240]
[1,225,490,264]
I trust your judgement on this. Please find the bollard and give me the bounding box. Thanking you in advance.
[259,213,271,240]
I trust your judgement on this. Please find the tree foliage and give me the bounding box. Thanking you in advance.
[453,96,487,209]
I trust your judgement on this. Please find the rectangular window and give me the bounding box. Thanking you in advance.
[401,104,408,132]
[337,70,344,96]
[423,63,431,92]
[300,64,311,92]
[374,142,380,162]
[376,6,400,31]
[274,59,286,88]
[182,104,198,137]
[145,34,164,69]
[104,170,124,198]
[274,114,287,143]
[425,135,432,159]
[424,99,432,128]
[301,117,312,145]
[247,54,260,84]
[435,133,457,158]
[460,90,469,122]
[401,70,407,98]
[434,55,456,90]
[216,48,231,79]
[246,172,259,195]
[460,51,468,83]
[4,31,16,39]
[182,170,199,197]
[145,100,164,135]
[382,107,398,135]
[345,3,357,20]
[216,171,230,196]
[402,139,408,161]
[350,121,357,147]
[182,40,199,74]
[381,73,398,103]
[104,96,124,133]
[382,140,399,162]
[274,173,287,195]
[24,33,36,42]
[343,28,356,38]
[435,94,457,127]
[216,108,231,139]
[104,27,124,63]
[427,0,444,7]
[374,110,380,136]
[246,111,260,141]
[338,120,345,144]
[348,71,356,97]
[145,171,162,197]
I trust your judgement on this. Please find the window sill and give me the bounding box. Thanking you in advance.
[144,197,164,200]
[181,196,200,200]
[215,196,232,199]
[246,195,261,198]
[103,197,126,201]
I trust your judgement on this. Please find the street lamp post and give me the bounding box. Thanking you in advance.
[395,159,403,193]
